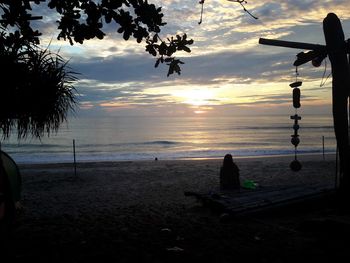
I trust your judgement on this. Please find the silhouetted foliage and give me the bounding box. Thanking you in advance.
[0,40,77,138]
[0,0,193,77]
[0,0,194,138]
[0,25,78,138]
[0,1,257,138]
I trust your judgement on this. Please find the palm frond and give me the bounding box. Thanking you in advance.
[0,45,79,139]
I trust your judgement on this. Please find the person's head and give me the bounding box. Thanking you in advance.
[223,154,234,167]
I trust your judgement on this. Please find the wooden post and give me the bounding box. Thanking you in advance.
[323,13,350,193]
[322,136,325,160]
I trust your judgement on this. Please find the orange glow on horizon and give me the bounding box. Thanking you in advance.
[194,110,207,114]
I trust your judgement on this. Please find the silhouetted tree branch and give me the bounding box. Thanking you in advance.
[0,0,194,78]
[198,0,258,24]
[229,0,258,20]
[0,0,195,138]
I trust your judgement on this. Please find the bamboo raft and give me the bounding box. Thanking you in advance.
[184,184,335,216]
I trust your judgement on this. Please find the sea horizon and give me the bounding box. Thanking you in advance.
[1,114,336,164]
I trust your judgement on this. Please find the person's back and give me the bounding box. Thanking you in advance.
[220,154,240,190]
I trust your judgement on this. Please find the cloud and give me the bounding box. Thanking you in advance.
[19,0,349,116]
[70,46,300,84]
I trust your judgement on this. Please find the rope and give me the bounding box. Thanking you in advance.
[320,58,332,87]
[198,0,205,25]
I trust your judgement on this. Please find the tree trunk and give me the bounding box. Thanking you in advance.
[323,13,350,195]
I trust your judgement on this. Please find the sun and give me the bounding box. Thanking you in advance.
[174,89,215,106]
[194,110,207,114]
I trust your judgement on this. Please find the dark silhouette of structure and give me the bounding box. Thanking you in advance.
[259,13,350,195]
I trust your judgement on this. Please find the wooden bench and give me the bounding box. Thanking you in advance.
[184,184,335,216]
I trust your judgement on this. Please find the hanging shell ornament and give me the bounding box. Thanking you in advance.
[289,77,302,171]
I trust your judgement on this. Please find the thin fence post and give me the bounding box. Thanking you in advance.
[73,139,77,177]
[322,136,325,160]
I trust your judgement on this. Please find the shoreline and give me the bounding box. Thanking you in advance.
[182,152,336,161]
[16,152,336,167]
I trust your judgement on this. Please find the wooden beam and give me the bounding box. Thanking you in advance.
[259,38,326,51]
[323,13,350,194]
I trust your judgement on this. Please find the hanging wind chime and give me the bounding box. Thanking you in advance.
[289,67,302,171]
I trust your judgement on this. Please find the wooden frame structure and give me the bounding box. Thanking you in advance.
[259,13,350,194]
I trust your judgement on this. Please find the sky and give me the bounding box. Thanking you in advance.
[33,0,350,117]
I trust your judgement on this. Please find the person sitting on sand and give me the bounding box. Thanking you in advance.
[220,154,240,190]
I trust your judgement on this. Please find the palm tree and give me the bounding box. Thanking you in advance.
[0,37,78,138]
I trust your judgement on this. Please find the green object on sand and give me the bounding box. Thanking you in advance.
[1,151,21,202]
[242,179,258,190]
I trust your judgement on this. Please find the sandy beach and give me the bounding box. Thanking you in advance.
[5,154,350,262]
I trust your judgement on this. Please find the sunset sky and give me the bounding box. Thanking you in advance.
[35,0,350,117]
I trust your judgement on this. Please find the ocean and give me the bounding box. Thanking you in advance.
[0,115,336,164]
